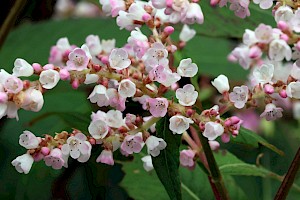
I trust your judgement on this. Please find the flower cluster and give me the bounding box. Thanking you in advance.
[6,0,300,175]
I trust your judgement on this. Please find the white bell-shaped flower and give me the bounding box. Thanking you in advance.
[177,58,198,77]
[21,89,44,112]
[88,119,109,139]
[85,35,102,56]
[19,130,39,149]
[13,58,34,77]
[286,82,300,99]
[109,48,131,70]
[211,74,230,94]
[39,69,60,89]
[61,132,92,162]
[203,122,224,140]
[269,39,292,61]
[253,64,274,84]
[84,74,99,84]
[291,62,300,80]
[176,84,198,106]
[88,84,109,107]
[145,136,167,157]
[169,115,194,134]
[118,79,136,98]
[11,154,34,174]
[179,25,196,42]
[105,110,124,128]
[141,155,154,172]
[274,6,294,23]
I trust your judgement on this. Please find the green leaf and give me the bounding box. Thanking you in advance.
[215,151,269,177]
[195,2,275,38]
[29,111,91,134]
[120,154,169,200]
[152,116,182,200]
[214,151,300,192]
[232,127,284,156]
[180,163,248,200]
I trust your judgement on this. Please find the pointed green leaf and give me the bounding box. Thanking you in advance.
[214,151,300,192]
[29,112,90,133]
[194,2,275,38]
[152,116,182,200]
[232,127,284,156]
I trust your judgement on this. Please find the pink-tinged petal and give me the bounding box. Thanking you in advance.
[78,141,91,154]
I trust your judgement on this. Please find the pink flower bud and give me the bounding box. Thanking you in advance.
[100,56,109,64]
[0,92,8,103]
[277,21,289,31]
[72,79,80,89]
[89,138,96,145]
[142,13,151,21]
[164,26,174,35]
[170,45,177,52]
[232,130,239,136]
[279,90,288,98]
[209,141,220,150]
[230,116,241,124]
[41,147,50,156]
[221,133,230,143]
[59,69,70,80]
[249,46,262,59]
[224,119,232,127]
[33,152,44,162]
[280,34,289,42]
[32,63,42,73]
[264,84,274,94]
[210,0,219,6]
[166,0,173,7]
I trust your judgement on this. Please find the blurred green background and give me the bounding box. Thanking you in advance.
[0,0,299,199]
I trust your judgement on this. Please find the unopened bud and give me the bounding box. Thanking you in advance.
[264,84,274,94]
[249,46,262,59]
[59,69,70,80]
[279,89,287,98]
[280,34,289,42]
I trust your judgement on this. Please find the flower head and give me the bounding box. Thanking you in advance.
[13,58,34,77]
[118,79,136,98]
[180,149,195,168]
[211,74,230,94]
[229,85,249,109]
[44,148,66,170]
[176,84,198,106]
[120,132,144,154]
[203,122,224,140]
[12,154,34,174]
[169,115,194,134]
[39,69,60,89]
[109,48,131,70]
[147,97,169,117]
[145,136,167,157]
[260,103,283,121]
[96,150,114,165]
[61,133,92,162]
[177,58,198,77]
[141,155,154,172]
[19,130,39,149]
[66,48,89,71]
